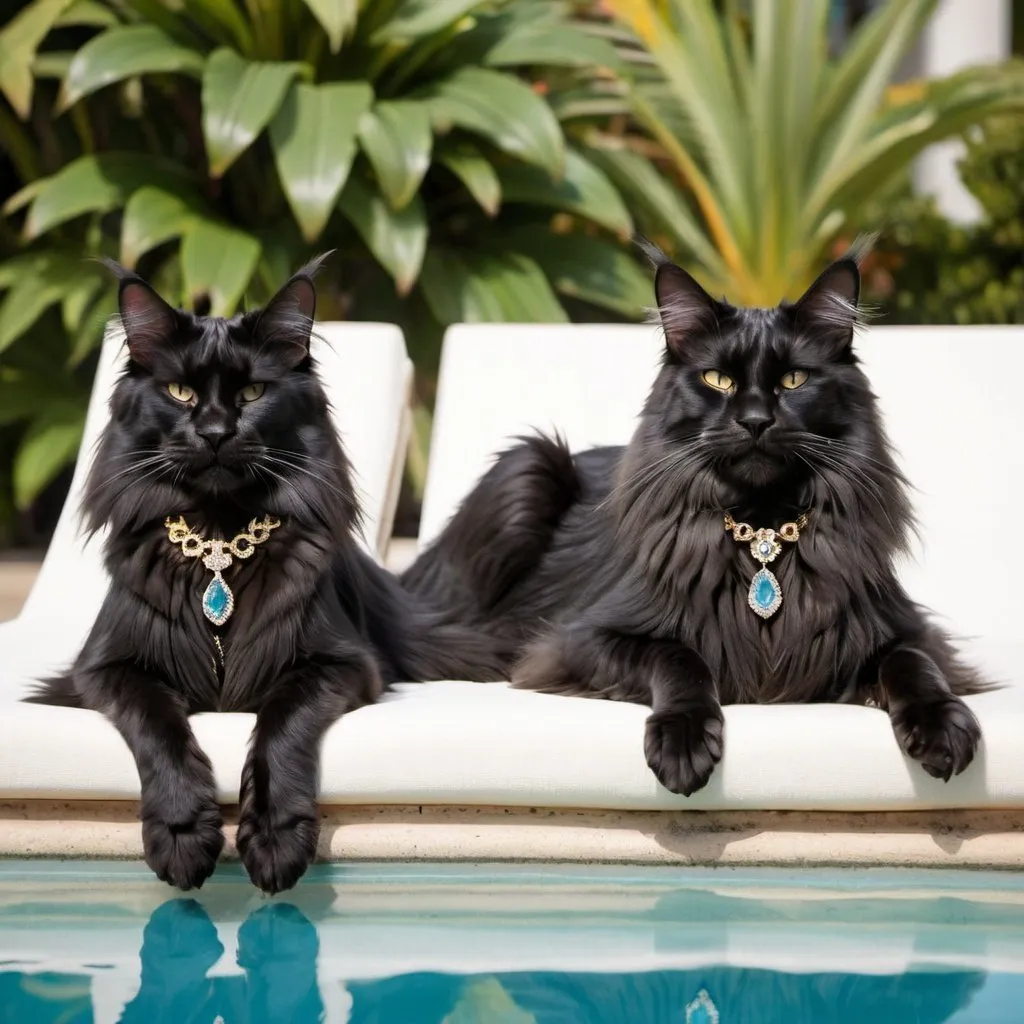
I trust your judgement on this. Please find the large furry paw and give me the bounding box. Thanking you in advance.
[142,798,224,891]
[236,811,320,895]
[644,704,724,796]
[890,695,980,782]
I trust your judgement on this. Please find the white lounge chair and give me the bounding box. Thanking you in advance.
[1,321,1021,868]
[0,321,412,790]
[402,322,1023,814]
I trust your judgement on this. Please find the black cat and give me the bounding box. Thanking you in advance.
[404,242,990,797]
[27,258,502,893]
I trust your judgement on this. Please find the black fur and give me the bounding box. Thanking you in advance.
[405,241,990,797]
[26,258,502,893]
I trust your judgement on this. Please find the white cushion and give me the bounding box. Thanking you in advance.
[1,662,1022,808]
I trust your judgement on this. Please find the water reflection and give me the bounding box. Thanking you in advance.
[0,876,1020,1023]
[118,899,323,1024]
[346,966,988,1024]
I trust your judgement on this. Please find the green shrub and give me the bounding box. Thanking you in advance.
[0,0,651,524]
[860,117,1024,324]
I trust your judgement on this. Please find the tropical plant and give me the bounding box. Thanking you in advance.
[0,0,653,518]
[586,0,1024,304]
[856,116,1024,325]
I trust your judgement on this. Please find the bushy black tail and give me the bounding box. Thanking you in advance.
[402,432,580,618]
[23,674,84,708]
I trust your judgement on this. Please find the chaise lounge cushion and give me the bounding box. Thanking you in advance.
[0,323,1021,811]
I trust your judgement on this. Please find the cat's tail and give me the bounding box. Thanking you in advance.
[22,675,84,708]
[401,431,580,616]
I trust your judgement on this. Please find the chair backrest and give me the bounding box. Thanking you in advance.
[419,322,1024,658]
[18,322,412,636]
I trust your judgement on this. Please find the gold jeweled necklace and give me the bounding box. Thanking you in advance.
[164,514,281,626]
[723,511,809,620]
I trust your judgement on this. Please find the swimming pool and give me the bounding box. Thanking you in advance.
[0,861,1021,1022]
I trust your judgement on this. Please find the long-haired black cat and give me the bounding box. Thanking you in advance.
[27,257,502,893]
[404,241,989,797]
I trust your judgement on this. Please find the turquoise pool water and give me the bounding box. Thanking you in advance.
[0,862,1021,1022]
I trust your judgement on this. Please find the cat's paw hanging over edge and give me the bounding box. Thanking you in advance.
[644,703,725,796]
[890,695,980,782]
[142,800,224,891]
[236,811,320,895]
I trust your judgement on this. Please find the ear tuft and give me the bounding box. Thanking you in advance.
[253,253,333,368]
[791,258,862,340]
[636,236,720,357]
[112,268,178,368]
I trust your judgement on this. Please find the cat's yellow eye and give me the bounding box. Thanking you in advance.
[167,383,195,403]
[702,369,735,393]
[239,382,266,403]
[780,369,810,390]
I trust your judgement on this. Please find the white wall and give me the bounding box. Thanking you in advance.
[913,0,1012,222]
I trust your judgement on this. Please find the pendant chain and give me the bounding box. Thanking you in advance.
[723,511,810,620]
[165,514,281,629]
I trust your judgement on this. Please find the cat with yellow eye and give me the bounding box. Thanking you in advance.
[404,238,989,798]
[27,256,504,895]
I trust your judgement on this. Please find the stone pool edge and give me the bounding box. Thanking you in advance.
[0,802,1022,869]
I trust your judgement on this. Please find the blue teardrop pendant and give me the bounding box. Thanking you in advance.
[748,567,782,619]
[202,571,234,626]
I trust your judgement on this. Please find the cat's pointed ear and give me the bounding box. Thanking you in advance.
[637,237,719,358]
[253,252,332,368]
[790,258,862,342]
[105,261,178,368]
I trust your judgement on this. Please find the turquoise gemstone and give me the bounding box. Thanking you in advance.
[748,567,782,618]
[755,574,777,608]
[202,575,232,625]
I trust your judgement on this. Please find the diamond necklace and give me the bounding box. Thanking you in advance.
[164,514,281,626]
[723,511,809,620]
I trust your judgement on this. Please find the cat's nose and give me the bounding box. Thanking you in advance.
[197,424,235,452]
[738,411,774,440]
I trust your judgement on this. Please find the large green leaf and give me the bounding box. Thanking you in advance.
[373,0,484,44]
[60,272,102,335]
[21,153,194,240]
[424,67,564,175]
[269,81,372,242]
[14,404,85,509]
[338,175,427,295]
[301,0,357,52]
[57,0,118,27]
[485,25,621,71]
[507,226,651,318]
[0,253,86,353]
[358,100,432,211]
[180,220,261,315]
[439,144,501,216]
[202,49,301,177]
[120,186,202,267]
[182,0,253,51]
[497,148,633,240]
[419,248,567,324]
[58,25,205,111]
[0,0,74,117]
[582,140,725,281]
[0,370,76,426]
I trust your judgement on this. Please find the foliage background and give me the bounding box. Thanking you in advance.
[0,0,1022,549]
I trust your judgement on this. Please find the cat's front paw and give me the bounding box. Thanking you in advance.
[890,695,980,782]
[644,703,724,796]
[142,799,224,891]
[236,811,319,895]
